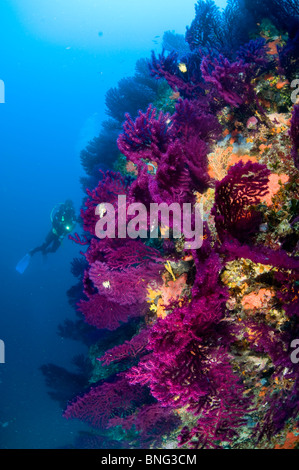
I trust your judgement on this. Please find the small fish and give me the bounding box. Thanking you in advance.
[276,80,289,90]
[98,31,103,37]
[154,35,160,38]
[178,62,187,73]
[170,91,180,100]
[182,255,193,262]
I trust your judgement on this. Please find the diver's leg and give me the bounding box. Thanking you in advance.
[44,237,61,254]
[30,232,54,256]
[29,243,47,256]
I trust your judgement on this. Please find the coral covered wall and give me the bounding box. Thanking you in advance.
[61,0,299,450]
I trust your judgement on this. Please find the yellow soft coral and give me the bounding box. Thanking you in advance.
[208,144,257,181]
[146,272,188,319]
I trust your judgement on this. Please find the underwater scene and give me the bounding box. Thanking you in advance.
[0,0,299,451]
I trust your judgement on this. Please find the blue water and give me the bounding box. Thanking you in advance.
[0,0,227,449]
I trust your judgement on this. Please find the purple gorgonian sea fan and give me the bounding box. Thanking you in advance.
[108,403,181,449]
[75,165,164,332]
[98,328,150,366]
[117,104,173,165]
[171,98,222,192]
[236,38,270,74]
[88,260,161,306]
[63,373,146,429]
[63,2,298,448]
[77,290,143,331]
[118,101,222,205]
[77,238,163,331]
[125,240,252,449]
[81,170,132,236]
[211,160,271,242]
[126,298,251,448]
[149,48,207,100]
[200,53,262,111]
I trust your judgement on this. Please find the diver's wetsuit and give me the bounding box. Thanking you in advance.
[30,203,76,256]
[30,230,62,255]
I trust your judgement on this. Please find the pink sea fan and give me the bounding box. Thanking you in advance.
[63,374,145,429]
[173,98,222,143]
[108,403,181,448]
[78,293,143,331]
[211,160,270,241]
[117,104,173,164]
[127,291,229,409]
[220,238,299,271]
[99,239,164,269]
[201,54,255,108]
[99,328,150,366]
[177,349,252,449]
[88,261,162,305]
[81,171,130,236]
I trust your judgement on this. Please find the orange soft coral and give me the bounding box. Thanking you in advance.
[157,272,188,319]
[126,161,138,175]
[262,173,289,206]
[275,430,299,449]
[242,288,275,312]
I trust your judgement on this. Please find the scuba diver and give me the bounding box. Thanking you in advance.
[16,200,77,274]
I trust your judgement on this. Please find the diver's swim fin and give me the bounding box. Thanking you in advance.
[16,253,31,274]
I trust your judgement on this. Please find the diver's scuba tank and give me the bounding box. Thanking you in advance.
[50,203,64,224]
[51,203,76,238]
